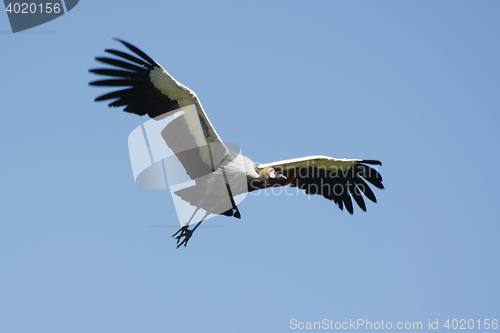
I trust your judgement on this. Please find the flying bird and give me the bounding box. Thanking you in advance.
[89,39,384,248]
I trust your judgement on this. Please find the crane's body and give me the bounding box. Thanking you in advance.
[90,39,384,248]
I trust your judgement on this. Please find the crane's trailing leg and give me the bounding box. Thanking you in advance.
[172,221,203,248]
[221,165,241,219]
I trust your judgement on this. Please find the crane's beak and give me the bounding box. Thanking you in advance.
[268,167,287,182]
[274,167,286,179]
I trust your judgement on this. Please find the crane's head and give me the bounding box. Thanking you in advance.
[259,167,287,184]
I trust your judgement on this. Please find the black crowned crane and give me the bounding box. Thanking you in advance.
[89,39,384,248]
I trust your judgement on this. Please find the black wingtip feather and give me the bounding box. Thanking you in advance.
[89,79,148,87]
[361,159,382,166]
[104,49,153,69]
[351,189,367,211]
[89,69,135,78]
[112,38,159,68]
[357,164,384,189]
[354,178,377,203]
[94,57,150,73]
[342,191,354,214]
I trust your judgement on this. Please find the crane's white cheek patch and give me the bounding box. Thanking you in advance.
[128,104,248,226]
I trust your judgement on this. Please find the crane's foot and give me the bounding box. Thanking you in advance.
[172,221,203,248]
[172,225,193,248]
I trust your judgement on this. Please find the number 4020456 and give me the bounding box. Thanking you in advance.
[5,3,61,14]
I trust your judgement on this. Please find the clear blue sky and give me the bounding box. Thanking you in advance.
[1,1,499,332]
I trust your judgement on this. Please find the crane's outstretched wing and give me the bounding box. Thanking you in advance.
[250,156,383,214]
[89,38,228,172]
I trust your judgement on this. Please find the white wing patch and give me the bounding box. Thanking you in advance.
[149,66,228,170]
[150,66,197,107]
[258,155,361,172]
